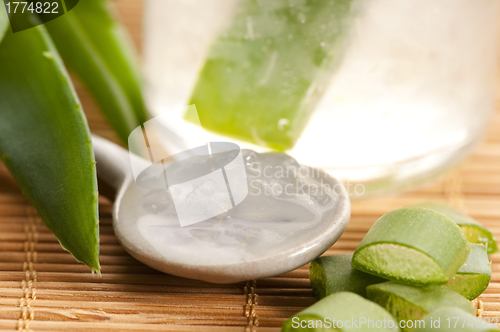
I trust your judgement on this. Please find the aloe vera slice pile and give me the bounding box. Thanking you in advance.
[298,202,498,332]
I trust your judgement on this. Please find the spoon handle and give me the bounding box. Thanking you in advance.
[92,135,133,189]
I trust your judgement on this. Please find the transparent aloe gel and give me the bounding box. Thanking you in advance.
[187,0,358,151]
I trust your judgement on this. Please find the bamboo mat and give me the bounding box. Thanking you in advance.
[1,1,500,331]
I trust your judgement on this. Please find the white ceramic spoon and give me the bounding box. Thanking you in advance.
[92,136,351,284]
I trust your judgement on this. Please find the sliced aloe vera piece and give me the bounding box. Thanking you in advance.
[188,0,357,151]
[412,201,498,254]
[310,254,386,299]
[446,243,491,300]
[352,208,470,286]
[282,292,399,332]
[0,26,99,271]
[416,307,498,332]
[367,282,475,331]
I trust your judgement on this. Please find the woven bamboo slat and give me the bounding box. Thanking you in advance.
[1,0,500,331]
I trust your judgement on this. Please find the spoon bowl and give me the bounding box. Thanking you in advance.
[93,136,351,283]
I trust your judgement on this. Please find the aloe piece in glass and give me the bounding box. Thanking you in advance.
[188,0,358,151]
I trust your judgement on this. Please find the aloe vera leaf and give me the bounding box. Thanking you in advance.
[416,307,498,332]
[64,0,148,125]
[367,282,475,332]
[310,254,386,299]
[0,2,8,42]
[188,0,357,151]
[0,26,100,272]
[445,243,491,300]
[282,292,399,332]
[412,201,498,254]
[352,208,470,286]
[44,9,139,144]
